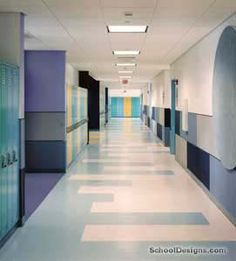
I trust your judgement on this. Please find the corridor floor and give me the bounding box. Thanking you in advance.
[0,118,236,261]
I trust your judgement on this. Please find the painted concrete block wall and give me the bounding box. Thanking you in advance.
[175,135,187,169]
[151,70,171,109]
[145,14,236,224]
[173,20,236,224]
[25,51,66,172]
[210,156,236,221]
[196,115,219,159]
[171,14,236,116]
[25,51,66,112]
[66,64,78,86]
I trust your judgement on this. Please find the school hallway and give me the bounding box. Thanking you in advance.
[0,119,235,261]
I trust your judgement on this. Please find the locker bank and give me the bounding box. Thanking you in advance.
[0,1,236,261]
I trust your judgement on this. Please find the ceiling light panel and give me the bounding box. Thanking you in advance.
[113,50,140,55]
[120,75,132,79]
[118,71,133,74]
[116,63,137,67]
[101,0,157,8]
[107,25,148,33]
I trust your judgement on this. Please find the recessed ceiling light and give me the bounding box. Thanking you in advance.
[113,50,140,56]
[107,25,148,33]
[120,75,132,79]
[118,71,133,74]
[116,63,137,67]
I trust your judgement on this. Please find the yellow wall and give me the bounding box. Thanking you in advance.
[124,97,131,117]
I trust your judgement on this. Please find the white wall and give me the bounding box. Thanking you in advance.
[147,14,236,116]
[142,84,151,106]
[171,14,236,116]
[65,63,78,86]
[100,81,106,113]
[151,70,171,108]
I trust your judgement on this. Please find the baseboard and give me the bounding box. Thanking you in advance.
[19,168,26,227]
[0,221,20,249]
[26,169,66,173]
[177,163,236,227]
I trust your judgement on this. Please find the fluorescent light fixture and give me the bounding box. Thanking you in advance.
[107,25,148,33]
[118,71,133,74]
[113,50,140,56]
[120,75,132,79]
[116,63,136,67]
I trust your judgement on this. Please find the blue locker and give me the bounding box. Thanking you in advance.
[0,62,19,241]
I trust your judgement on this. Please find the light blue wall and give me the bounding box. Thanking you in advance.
[210,156,236,220]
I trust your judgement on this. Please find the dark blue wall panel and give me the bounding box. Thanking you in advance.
[164,109,171,128]
[157,123,162,140]
[164,127,170,147]
[151,107,155,120]
[187,142,210,189]
[175,110,180,136]
[26,141,66,172]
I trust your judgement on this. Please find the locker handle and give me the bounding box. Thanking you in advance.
[7,152,13,166]
[1,155,7,168]
[12,150,18,162]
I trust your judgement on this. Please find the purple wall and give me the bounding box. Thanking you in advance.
[25,51,66,112]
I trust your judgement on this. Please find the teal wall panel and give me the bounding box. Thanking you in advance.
[117,97,124,117]
[131,97,140,117]
[111,97,140,118]
[111,97,118,117]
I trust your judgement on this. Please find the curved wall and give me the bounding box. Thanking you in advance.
[213,26,236,170]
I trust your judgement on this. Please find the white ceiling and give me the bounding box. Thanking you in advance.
[0,0,235,87]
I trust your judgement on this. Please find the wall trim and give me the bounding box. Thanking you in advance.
[66,119,88,133]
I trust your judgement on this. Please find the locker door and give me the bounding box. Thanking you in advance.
[9,65,16,230]
[0,64,3,239]
[0,63,19,241]
[1,64,8,238]
[12,65,19,226]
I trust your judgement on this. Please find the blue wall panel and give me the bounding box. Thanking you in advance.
[187,113,197,145]
[175,110,180,136]
[26,141,66,172]
[157,123,162,140]
[210,156,236,220]
[25,51,66,112]
[164,127,170,147]
[187,142,210,189]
